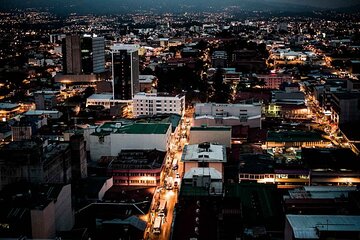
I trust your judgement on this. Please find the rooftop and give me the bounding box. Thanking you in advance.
[87,93,113,100]
[286,215,360,239]
[183,167,222,180]
[116,123,170,134]
[93,122,171,136]
[182,143,227,163]
[106,149,166,170]
[0,103,20,110]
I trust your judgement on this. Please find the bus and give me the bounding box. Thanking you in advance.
[158,199,167,217]
[153,216,162,234]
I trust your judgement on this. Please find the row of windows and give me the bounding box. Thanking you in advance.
[137,99,179,103]
[112,172,159,177]
[239,174,310,179]
[114,179,157,184]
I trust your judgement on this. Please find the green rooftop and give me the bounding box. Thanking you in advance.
[267,130,326,142]
[116,123,170,134]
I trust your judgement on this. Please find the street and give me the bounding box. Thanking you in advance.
[144,108,192,240]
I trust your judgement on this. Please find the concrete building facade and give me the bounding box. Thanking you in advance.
[194,102,262,128]
[133,92,185,117]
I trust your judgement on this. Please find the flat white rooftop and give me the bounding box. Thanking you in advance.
[183,167,222,180]
[182,143,226,163]
[87,93,113,100]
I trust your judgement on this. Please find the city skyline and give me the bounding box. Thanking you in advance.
[1,0,360,14]
[0,1,359,240]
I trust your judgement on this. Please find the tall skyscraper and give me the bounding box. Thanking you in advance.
[62,34,105,75]
[63,35,82,74]
[82,34,105,74]
[111,44,140,100]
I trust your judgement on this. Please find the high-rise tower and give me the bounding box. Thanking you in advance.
[62,34,105,75]
[111,44,140,100]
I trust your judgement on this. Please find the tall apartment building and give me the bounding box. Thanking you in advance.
[62,34,105,75]
[111,44,140,100]
[133,92,185,117]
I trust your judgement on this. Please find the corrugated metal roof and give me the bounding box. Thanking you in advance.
[287,215,360,239]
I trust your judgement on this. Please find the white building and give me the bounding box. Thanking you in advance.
[88,122,172,161]
[181,142,226,195]
[183,167,223,195]
[194,102,262,128]
[133,92,185,117]
[86,93,131,109]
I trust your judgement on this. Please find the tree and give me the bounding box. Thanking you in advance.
[210,68,231,103]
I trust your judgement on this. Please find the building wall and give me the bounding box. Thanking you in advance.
[266,140,330,148]
[133,93,185,117]
[194,117,261,128]
[55,184,74,231]
[64,35,82,75]
[98,177,113,200]
[89,134,111,161]
[92,37,105,73]
[12,126,32,141]
[284,217,294,240]
[110,132,170,156]
[189,129,231,147]
[257,74,292,89]
[112,45,140,100]
[111,169,161,186]
[194,103,262,128]
[89,128,171,161]
[31,202,56,239]
[183,162,223,177]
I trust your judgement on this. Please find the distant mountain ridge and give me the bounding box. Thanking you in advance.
[1,0,360,14]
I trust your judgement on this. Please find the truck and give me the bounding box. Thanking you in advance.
[153,216,162,234]
[158,199,167,217]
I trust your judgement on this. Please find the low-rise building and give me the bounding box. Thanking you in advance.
[86,93,131,109]
[257,74,292,89]
[34,90,59,110]
[0,103,21,121]
[181,143,226,195]
[266,130,329,148]
[194,103,262,128]
[88,122,171,161]
[104,149,166,186]
[285,215,360,240]
[139,75,158,93]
